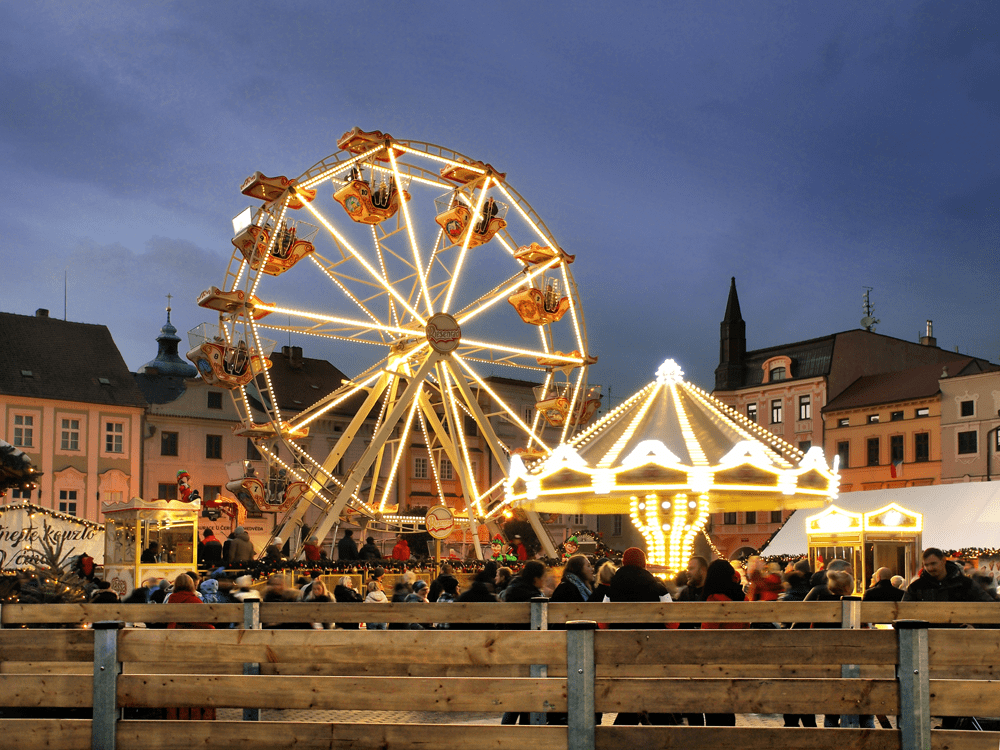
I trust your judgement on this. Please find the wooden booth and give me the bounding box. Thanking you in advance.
[805,502,922,593]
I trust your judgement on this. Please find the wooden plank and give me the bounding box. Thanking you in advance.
[595,726,900,750]
[261,601,531,624]
[118,674,566,712]
[0,719,92,750]
[1,602,245,624]
[864,602,1000,626]
[0,674,92,707]
[115,721,568,750]
[592,664,896,679]
[549,601,842,624]
[595,628,898,665]
[930,630,1000,666]
[931,729,1000,750]
[0,661,92,674]
[594,677,898,714]
[259,663,532,677]
[929,679,1000,715]
[0,629,93,662]
[117,628,566,665]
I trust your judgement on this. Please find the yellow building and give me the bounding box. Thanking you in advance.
[822,357,991,492]
[0,310,146,522]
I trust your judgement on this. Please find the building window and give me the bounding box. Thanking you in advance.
[61,419,80,451]
[13,414,34,448]
[10,487,33,500]
[745,511,756,524]
[960,400,975,417]
[612,515,622,536]
[157,483,178,500]
[798,396,811,421]
[414,457,428,479]
[837,418,849,428]
[771,399,782,424]
[771,510,783,524]
[440,459,453,480]
[770,367,786,381]
[58,490,77,516]
[203,485,222,501]
[573,514,584,524]
[799,441,812,452]
[723,512,737,525]
[837,441,850,469]
[246,439,261,461]
[914,433,929,462]
[207,391,223,409]
[747,403,757,423]
[161,431,179,456]
[867,414,880,424]
[957,431,978,455]
[890,411,904,422]
[890,435,904,464]
[464,416,477,436]
[206,434,223,459]
[524,407,533,424]
[915,407,929,418]
[105,421,124,453]
[867,437,880,466]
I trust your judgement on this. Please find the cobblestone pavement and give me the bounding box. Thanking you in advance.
[216,709,813,726]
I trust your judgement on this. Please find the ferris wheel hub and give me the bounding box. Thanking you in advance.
[425,313,462,354]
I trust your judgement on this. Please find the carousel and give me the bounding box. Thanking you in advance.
[503,359,841,573]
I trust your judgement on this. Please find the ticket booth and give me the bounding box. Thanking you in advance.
[805,502,922,594]
[101,497,201,599]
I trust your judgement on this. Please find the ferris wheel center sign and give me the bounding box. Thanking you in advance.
[425,313,461,353]
[425,504,456,539]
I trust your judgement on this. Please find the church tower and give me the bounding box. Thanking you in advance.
[714,277,746,390]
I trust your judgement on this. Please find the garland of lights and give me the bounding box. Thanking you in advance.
[0,503,104,530]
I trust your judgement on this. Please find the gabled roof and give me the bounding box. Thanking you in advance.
[0,311,148,408]
[823,357,985,412]
[248,349,366,416]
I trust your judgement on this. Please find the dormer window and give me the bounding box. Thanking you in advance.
[98,377,111,385]
[761,355,792,384]
[770,367,786,381]
[21,370,33,377]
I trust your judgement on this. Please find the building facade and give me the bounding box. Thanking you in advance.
[0,310,147,523]
[939,368,1000,483]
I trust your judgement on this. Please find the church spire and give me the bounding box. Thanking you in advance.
[714,277,746,390]
[136,294,198,378]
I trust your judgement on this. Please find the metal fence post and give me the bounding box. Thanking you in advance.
[530,596,549,725]
[242,599,261,722]
[896,620,931,750]
[840,596,862,728]
[92,621,124,750]
[566,621,596,750]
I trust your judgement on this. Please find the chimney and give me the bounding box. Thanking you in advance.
[289,345,304,369]
[920,320,936,347]
[35,308,49,317]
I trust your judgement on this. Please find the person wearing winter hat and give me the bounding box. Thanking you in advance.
[303,535,323,562]
[359,536,382,561]
[231,575,261,602]
[199,578,226,604]
[225,526,255,566]
[263,536,285,564]
[608,547,675,725]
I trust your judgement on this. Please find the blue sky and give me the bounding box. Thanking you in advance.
[2,1,997,401]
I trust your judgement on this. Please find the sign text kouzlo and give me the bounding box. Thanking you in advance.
[0,505,104,570]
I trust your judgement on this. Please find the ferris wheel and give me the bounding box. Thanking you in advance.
[191,128,597,558]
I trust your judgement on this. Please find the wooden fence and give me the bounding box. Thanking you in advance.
[1,600,999,750]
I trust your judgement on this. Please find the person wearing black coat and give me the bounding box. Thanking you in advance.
[337,530,359,561]
[333,576,364,629]
[358,536,382,561]
[862,568,905,602]
[608,548,677,726]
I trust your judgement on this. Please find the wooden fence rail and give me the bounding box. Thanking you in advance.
[2,600,1000,750]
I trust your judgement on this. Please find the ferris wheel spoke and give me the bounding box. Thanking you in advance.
[441,177,490,314]
[436,362,482,518]
[561,264,586,353]
[415,405,447,504]
[388,148,434,317]
[378,394,422,513]
[300,198,427,325]
[458,337,584,365]
[452,353,550,453]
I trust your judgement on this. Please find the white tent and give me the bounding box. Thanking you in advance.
[761,482,1000,557]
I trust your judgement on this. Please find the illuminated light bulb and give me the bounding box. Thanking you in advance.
[662,523,670,531]
[638,503,645,510]
[661,501,670,509]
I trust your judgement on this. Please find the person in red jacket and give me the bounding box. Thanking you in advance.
[303,535,323,562]
[390,534,411,561]
[167,574,214,630]
[747,555,784,601]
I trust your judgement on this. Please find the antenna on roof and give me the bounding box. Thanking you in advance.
[64,270,67,320]
[860,287,879,332]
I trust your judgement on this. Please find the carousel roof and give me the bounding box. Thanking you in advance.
[502,359,839,515]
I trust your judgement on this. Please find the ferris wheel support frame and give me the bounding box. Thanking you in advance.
[272,369,395,545]
[306,352,443,550]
